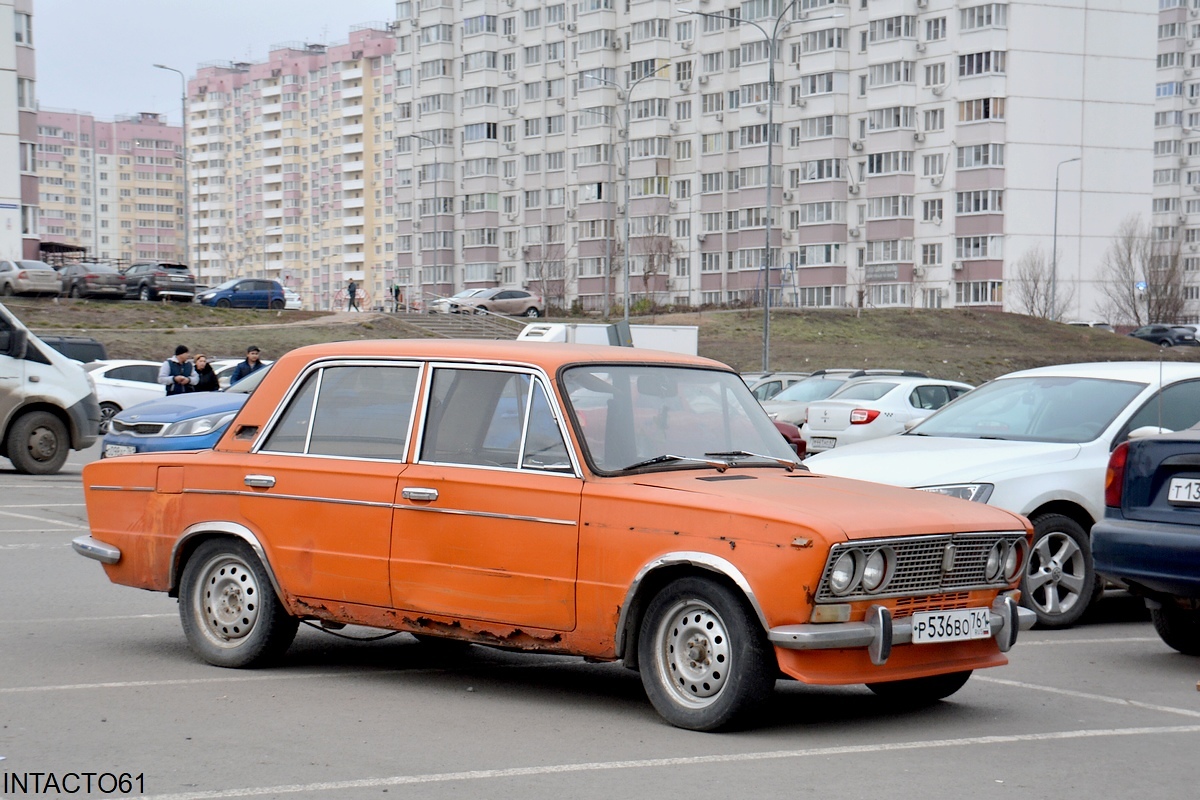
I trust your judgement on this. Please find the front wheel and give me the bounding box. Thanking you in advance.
[179,538,298,668]
[69,285,82,298]
[5,411,69,474]
[867,670,973,704]
[138,285,152,301]
[98,402,121,434]
[215,298,231,308]
[1159,339,1174,347]
[523,307,541,318]
[638,577,775,731]
[1151,605,1200,655]
[1021,513,1095,629]
[1,283,13,296]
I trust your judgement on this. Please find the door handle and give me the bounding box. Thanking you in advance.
[402,487,439,502]
[244,474,276,488]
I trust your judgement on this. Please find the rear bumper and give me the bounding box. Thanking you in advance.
[768,594,1033,666]
[1093,519,1200,599]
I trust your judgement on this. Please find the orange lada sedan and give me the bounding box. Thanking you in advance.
[73,340,1034,730]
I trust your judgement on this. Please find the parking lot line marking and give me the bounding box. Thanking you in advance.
[976,676,1200,718]
[119,725,1200,800]
[1017,637,1160,646]
[0,613,176,625]
[0,542,71,551]
[0,503,85,508]
[0,510,86,528]
[0,672,351,694]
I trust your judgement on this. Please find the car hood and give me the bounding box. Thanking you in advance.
[805,434,1082,487]
[604,467,1027,545]
[115,392,249,423]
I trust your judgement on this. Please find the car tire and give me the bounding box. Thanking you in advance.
[5,411,69,475]
[269,298,284,310]
[474,306,488,315]
[98,402,121,434]
[523,307,541,318]
[1020,513,1095,629]
[69,285,81,298]
[179,538,298,668]
[637,577,775,731]
[1159,339,1174,347]
[1,283,12,296]
[216,298,231,308]
[1151,605,1200,656]
[867,670,973,703]
[138,285,152,302]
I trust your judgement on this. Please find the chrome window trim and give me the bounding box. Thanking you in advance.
[415,361,582,478]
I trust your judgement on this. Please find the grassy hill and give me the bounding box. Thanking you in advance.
[6,298,1197,385]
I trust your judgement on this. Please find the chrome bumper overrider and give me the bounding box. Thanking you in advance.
[71,536,121,564]
[768,594,1034,666]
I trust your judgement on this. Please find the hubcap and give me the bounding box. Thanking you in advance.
[1025,531,1087,618]
[27,425,59,462]
[654,600,731,708]
[194,555,260,646]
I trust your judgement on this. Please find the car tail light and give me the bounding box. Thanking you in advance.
[153,271,169,277]
[1105,442,1129,508]
[850,408,880,424]
[16,270,28,279]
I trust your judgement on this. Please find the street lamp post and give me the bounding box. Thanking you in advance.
[683,5,841,372]
[1051,156,1081,321]
[410,132,444,310]
[153,64,189,271]
[587,63,670,322]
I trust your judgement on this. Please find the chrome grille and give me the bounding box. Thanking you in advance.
[110,420,167,436]
[815,532,1026,603]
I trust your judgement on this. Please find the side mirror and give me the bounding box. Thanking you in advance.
[1,328,27,359]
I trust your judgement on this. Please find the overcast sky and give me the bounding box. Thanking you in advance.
[35,0,397,124]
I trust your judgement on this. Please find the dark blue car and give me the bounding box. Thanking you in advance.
[100,368,269,458]
[194,278,286,309]
[1094,426,1200,655]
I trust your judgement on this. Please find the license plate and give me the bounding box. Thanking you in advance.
[1168,477,1200,505]
[910,608,991,644]
[104,444,137,458]
[810,437,836,450]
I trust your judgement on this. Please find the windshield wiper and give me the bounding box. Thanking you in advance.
[619,454,730,472]
[704,450,802,472]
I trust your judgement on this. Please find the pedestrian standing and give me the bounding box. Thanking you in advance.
[391,284,401,313]
[347,279,358,312]
[230,345,266,386]
[193,354,219,392]
[158,345,197,396]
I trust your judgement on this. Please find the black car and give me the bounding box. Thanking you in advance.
[123,261,196,302]
[37,335,108,363]
[1094,426,1200,655]
[58,263,127,299]
[1127,325,1198,347]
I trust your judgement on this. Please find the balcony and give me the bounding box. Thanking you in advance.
[262,102,282,116]
[263,190,283,202]
[262,156,282,168]
[342,140,364,155]
[341,85,363,100]
[342,234,365,246]
[342,160,365,173]
[341,104,364,118]
[261,83,281,97]
[266,242,284,254]
[341,67,364,81]
[342,215,365,226]
[343,251,366,264]
[343,195,365,209]
[341,179,365,191]
[341,123,364,136]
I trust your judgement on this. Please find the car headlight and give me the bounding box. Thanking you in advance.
[163,411,238,437]
[829,549,862,596]
[861,547,895,593]
[916,483,994,503]
[985,541,1007,581]
[1004,539,1027,582]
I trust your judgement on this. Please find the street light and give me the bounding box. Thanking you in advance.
[585,62,671,322]
[682,5,842,372]
[410,132,445,311]
[153,64,189,271]
[1051,156,1081,321]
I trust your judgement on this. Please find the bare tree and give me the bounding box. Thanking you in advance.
[1011,245,1075,320]
[633,229,676,312]
[1097,216,1185,326]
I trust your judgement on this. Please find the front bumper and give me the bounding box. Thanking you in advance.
[72,535,121,564]
[768,594,1033,666]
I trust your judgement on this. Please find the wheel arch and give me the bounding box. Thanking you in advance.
[169,521,286,604]
[1026,500,1094,533]
[614,551,768,667]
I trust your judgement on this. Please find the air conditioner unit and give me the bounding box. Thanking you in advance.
[567,23,577,32]
[412,221,421,229]
[851,140,864,151]
[697,233,707,242]
[1192,8,1199,16]
[616,90,626,100]
[913,265,925,276]
[507,212,518,220]
[504,142,515,150]
[617,205,626,213]
[505,71,516,79]
[669,122,679,131]
[505,34,516,42]
[1192,98,1199,106]
[698,75,709,85]
[757,106,767,115]
[783,191,794,201]
[1192,244,1200,253]
[618,128,628,138]
[715,113,723,122]
[1190,40,1196,47]
[504,0,514,6]
[505,248,516,258]
[507,107,517,116]
[678,81,691,91]
[916,42,927,53]
[1182,157,1190,166]
[932,215,942,226]
[847,185,860,195]
[556,97,564,105]
[681,41,692,50]
[504,177,515,185]
[914,132,926,142]
[782,230,792,240]
[931,177,943,187]
[521,245,531,253]
[612,40,622,50]
[617,166,626,175]
[1180,215,1189,224]
[669,199,678,209]
[953,261,963,271]
[848,226,861,237]
[1192,185,1200,192]
[1188,69,1195,76]
[567,208,576,218]
[916,0,928,6]
[931,85,945,96]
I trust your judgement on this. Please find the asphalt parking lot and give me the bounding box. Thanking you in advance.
[2,444,1199,799]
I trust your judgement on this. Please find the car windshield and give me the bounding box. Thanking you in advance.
[210,279,240,290]
[829,381,899,402]
[228,365,271,394]
[773,377,847,403]
[910,375,1146,443]
[562,365,796,473]
[451,289,483,299]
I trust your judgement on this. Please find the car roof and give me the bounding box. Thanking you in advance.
[997,361,1200,382]
[86,359,160,371]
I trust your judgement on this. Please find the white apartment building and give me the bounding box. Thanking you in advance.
[387,0,1152,317]
[2,0,38,261]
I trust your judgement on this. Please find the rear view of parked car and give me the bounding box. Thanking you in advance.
[58,263,127,299]
[194,278,285,309]
[803,377,972,454]
[123,262,196,302]
[0,259,61,297]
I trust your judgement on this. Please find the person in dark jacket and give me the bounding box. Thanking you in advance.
[158,344,197,396]
[193,354,219,392]
[230,345,266,386]
[347,279,358,311]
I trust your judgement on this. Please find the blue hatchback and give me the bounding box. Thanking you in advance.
[194,278,286,309]
[100,368,269,458]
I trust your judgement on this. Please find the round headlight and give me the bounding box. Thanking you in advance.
[829,550,861,596]
[985,541,1007,582]
[862,547,894,593]
[1004,540,1026,582]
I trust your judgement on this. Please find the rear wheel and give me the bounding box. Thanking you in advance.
[867,671,973,704]
[98,402,121,434]
[5,411,69,475]
[69,285,81,298]
[179,538,298,668]
[269,298,284,310]
[138,285,152,301]
[1,283,12,296]
[1021,513,1094,629]
[1151,605,1200,655]
[638,577,775,731]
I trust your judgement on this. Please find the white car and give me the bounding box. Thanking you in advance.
[802,376,973,454]
[429,288,486,314]
[210,358,274,390]
[83,360,168,433]
[283,287,302,310]
[807,362,1200,629]
[760,369,927,426]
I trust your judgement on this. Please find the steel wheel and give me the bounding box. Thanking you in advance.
[5,411,68,474]
[1022,513,1094,628]
[179,539,297,668]
[652,600,732,709]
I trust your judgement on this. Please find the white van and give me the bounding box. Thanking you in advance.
[0,302,100,473]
